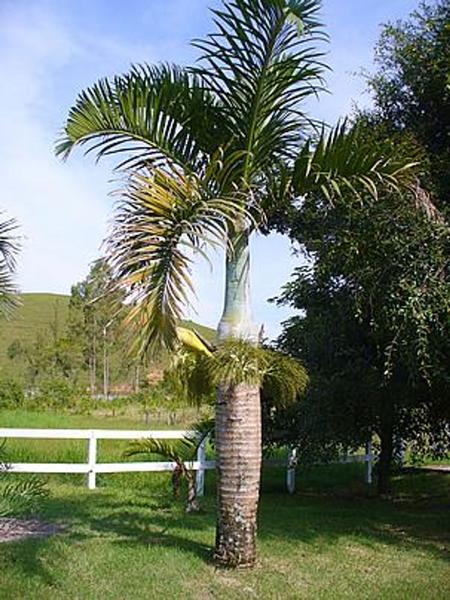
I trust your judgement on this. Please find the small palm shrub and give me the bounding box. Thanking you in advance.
[0,441,48,518]
[125,419,213,513]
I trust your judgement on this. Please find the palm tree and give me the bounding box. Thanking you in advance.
[0,213,19,318]
[125,419,213,513]
[57,0,417,567]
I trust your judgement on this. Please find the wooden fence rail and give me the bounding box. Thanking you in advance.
[0,428,373,493]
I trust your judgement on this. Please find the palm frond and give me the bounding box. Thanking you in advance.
[0,478,48,518]
[0,214,20,318]
[164,338,308,404]
[210,340,308,401]
[176,326,214,356]
[124,438,193,463]
[125,425,210,463]
[107,155,249,356]
[164,349,215,405]
[262,349,309,405]
[193,0,327,182]
[293,121,419,203]
[56,64,222,173]
[210,339,268,385]
[0,442,47,517]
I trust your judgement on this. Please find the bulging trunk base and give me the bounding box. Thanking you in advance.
[214,382,261,568]
[214,505,257,568]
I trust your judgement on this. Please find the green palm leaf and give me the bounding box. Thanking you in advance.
[193,0,327,182]
[293,121,419,203]
[124,438,192,463]
[0,214,20,318]
[56,64,222,172]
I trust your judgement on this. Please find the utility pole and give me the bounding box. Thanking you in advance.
[134,363,140,393]
[103,319,113,400]
[103,326,107,400]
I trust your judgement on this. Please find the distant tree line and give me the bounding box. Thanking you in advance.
[3,259,161,405]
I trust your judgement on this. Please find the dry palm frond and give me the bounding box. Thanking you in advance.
[107,155,250,356]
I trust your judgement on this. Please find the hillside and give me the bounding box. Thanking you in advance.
[0,293,70,377]
[0,293,215,379]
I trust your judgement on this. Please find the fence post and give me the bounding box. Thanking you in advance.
[286,448,297,494]
[88,430,97,490]
[393,437,405,467]
[364,439,373,484]
[196,438,206,497]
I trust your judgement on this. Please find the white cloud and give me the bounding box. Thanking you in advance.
[0,4,110,293]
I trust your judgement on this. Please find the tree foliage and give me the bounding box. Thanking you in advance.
[276,127,449,491]
[368,0,450,215]
[57,0,419,356]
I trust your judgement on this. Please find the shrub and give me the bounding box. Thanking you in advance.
[0,379,25,409]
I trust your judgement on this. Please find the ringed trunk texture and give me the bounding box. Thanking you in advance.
[215,226,262,567]
[214,382,262,567]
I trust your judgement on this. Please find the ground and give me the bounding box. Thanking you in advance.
[0,411,449,599]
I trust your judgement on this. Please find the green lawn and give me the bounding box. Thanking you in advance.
[1,411,449,599]
[1,471,449,599]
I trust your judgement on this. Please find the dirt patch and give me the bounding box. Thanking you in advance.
[0,518,64,543]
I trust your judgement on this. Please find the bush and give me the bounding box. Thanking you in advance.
[0,380,25,409]
[33,378,80,410]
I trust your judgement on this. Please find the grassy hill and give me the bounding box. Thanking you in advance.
[0,293,70,377]
[0,293,215,379]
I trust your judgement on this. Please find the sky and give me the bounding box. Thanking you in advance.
[0,0,419,339]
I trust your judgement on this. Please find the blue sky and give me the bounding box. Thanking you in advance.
[0,0,419,338]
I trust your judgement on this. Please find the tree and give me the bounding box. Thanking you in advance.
[276,136,450,493]
[125,420,213,513]
[57,0,418,566]
[68,259,134,396]
[368,0,450,216]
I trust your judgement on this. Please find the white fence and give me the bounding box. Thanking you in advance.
[0,428,213,494]
[0,428,373,493]
[286,441,374,493]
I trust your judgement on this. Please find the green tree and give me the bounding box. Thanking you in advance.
[369,0,450,215]
[57,0,418,566]
[68,258,132,397]
[276,144,450,493]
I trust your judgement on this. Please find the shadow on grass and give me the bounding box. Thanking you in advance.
[2,469,449,585]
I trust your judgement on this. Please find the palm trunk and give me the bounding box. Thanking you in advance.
[215,228,261,568]
[185,471,200,513]
[218,229,258,341]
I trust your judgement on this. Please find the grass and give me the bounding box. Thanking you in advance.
[1,470,448,599]
[1,411,449,598]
